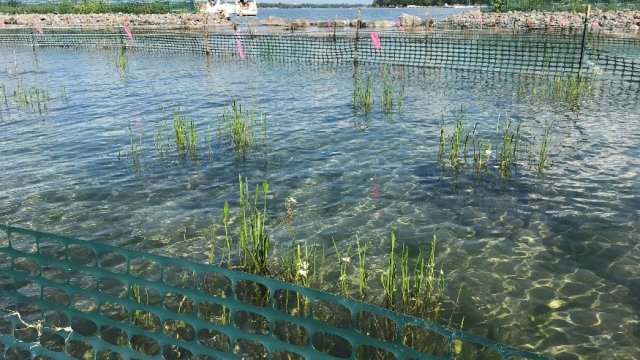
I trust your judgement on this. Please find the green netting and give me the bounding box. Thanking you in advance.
[1,26,637,81]
[0,224,548,359]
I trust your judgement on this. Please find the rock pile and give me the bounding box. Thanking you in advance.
[0,13,229,28]
[434,9,640,33]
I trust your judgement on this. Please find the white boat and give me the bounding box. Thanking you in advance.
[236,0,258,16]
[203,0,257,17]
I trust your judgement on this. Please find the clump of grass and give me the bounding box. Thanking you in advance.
[210,178,461,357]
[496,116,521,178]
[115,43,128,76]
[127,120,143,170]
[1,83,8,110]
[217,101,266,159]
[218,176,271,275]
[439,106,473,170]
[172,106,198,160]
[380,79,404,116]
[353,75,374,115]
[515,74,595,104]
[536,121,554,174]
[11,80,50,117]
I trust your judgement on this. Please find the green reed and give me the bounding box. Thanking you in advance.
[353,75,374,115]
[536,121,554,174]
[1,84,8,110]
[210,178,460,357]
[496,116,521,178]
[439,106,471,169]
[381,80,394,115]
[172,107,198,160]
[217,101,266,159]
[115,43,128,75]
[516,75,595,104]
[127,120,142,170]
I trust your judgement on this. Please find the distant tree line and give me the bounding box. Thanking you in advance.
[372,0,486,6]
[260,3,367,8]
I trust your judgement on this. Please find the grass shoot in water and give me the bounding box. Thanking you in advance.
[353,75,373,115]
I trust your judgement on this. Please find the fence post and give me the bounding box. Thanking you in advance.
[203,14,211,55]
[578,4,591,79]
[354,8,361,66]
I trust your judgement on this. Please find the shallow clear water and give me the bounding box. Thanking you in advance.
[0,46,639,359]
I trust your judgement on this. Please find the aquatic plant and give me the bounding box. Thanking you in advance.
[353,75,374,115]
[115,43,128,76]
[172,106,198,160]
[536,121,554,174]
[1,83,8,110]
[496,116,521,178]
[515,74,595,104]
[217,101,266,159]
[127,120,143,170]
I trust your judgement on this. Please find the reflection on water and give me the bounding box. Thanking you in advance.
[0,46,639,359]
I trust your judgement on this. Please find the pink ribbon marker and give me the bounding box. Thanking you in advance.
[35,26,44,34]
[370,32,381,53]
[123,25,133,41]
[235,39,245,60]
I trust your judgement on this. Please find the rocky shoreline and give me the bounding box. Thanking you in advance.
[1,10,639,34]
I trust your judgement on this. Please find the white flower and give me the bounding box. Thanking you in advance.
[297,261,309,278]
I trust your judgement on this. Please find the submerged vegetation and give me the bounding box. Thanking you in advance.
[208,176,462,357]
[438,106,556,178]
[515,74,596,104]
[217,101,267,159]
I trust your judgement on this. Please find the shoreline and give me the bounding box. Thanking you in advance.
[1,10,639,33]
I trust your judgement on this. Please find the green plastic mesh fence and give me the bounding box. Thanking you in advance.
[0,224,549,360]
[0,26,638,81]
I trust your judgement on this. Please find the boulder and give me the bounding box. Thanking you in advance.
[398,13,422,28]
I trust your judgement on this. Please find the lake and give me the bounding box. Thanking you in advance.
[0,35,639,359]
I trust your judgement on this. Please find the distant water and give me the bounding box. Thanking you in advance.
[250,6,475,21]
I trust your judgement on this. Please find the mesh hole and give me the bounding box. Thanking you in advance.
[66,339,93,359]
[41,265,69,283]
[453,340,503,359]
[164,264,195,288]
[70,294,98,313]
[14,323,39,343]
[198,272,232,297]
[273,349,306,360]
[43,310,69,329]
[312,299,351,329]
[8,233,36,253]
[235,280,269,307]
[273,289,310,317]
[16,282,41,299]
[0,230,8,248]
[197,328,231,352]
[402,324,449,356]
[96,350,125,360]
[71,317,97,337]
[234,310,270,335]
[43,287,69,305]
[312,332,353,358]
[273,320,309,346]
[356,345,397,360]
[40,331,65,352]
[100,325,128,346]
[164,319,195,341]
[195,356,224,360]
[131,310,161,331]
[98,251,128,274]
[100,301,129,322]
[17,301,41,321]
[164,293,195,315]
[67,245,96,266]
[356,311,396,342]
[69,270,97,290]
[162,345,193,360]
[130,257,161,281]
[0,253,11,269]
[130,284,162,306]
[198,301,230,325]
[131,334,161,356]
[0,317,12,335]
[38,238,66,260]
[99,277,128,298]
[5,346,31,360]
[233,338,268,359]
[13,257,39,276]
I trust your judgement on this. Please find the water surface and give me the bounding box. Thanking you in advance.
[0,45,638,359]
